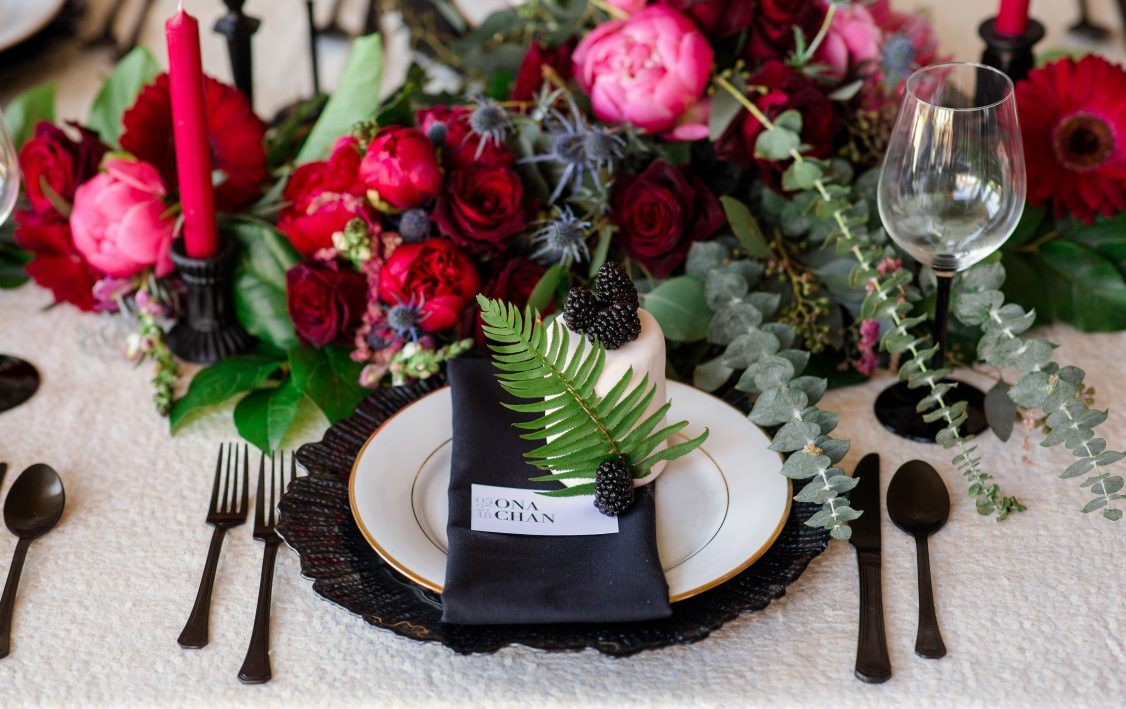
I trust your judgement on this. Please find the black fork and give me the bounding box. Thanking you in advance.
[238,452,299,684]
[178,443,250,649]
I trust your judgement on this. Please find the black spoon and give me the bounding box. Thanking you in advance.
[0,355,40,414]
[0,464,65,659]
[886,460,949,659]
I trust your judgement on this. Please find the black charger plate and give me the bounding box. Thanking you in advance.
[277,376,830,656]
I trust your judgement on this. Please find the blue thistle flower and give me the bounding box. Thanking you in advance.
[531,207,591,265]
[468,98,511,158]
[385,296,427,343]
[882,34,917,87]
[399,208,431,243]
[522,97,626,203]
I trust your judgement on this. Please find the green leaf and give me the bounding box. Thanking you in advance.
[528,263,564,314]
[1005,239,1126,331]
[643,276,711,342]
[226,219,301,350]
[1083,497,1107,513]
[289,346,368,424]
[233,379,305,453]
[87,46,159,147]
[296,34,383,164]
[3,83,56,149]
[708,76,744,142]
[693,355,733,392]
[755,127,800,160]
[782,161,822,192]
[720,196,771,258]
[984,381,1016,442]
[169,355,284,431]
[774,109,802,133]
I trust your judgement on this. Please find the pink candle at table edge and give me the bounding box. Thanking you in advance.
[166,4,218,259]
[995,0,1030,36]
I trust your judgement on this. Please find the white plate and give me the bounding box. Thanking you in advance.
[349,381,791,602]
[0,0,66,53]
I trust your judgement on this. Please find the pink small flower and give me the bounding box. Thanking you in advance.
[859,319,880,349]
[134,289,164,318]
[877,257,903,276]
[572,6,713,137]
[92,277,134,312]
[816,1,882,81]
[70,158,174,278]
[855,350,880,376]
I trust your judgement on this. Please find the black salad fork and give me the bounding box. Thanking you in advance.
[238,451,299,684]
[178,443,250,649]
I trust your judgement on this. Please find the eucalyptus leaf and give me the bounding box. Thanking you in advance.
[984,381,1016,442]
[720,197,771,258]
[643,276,711,342]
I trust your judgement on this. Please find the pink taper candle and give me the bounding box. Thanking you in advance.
[995,0,1030,36]
[166,2,218,259]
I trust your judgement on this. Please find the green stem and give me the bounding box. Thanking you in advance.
[804,2,838,59]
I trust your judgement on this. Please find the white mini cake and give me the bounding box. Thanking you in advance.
[548,307,669,488]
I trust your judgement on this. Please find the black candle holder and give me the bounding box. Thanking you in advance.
[167,236,255,364]
[215,0,261,109]
[979,17,1045,83]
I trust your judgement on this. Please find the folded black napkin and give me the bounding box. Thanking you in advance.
[442,358,671,625]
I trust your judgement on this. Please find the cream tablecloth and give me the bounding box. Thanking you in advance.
[1,1,1125,707]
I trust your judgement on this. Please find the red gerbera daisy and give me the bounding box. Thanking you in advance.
[120,73,268,212]
[1016,56,1126,224]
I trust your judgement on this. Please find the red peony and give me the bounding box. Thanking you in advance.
[748,0,826,63]
[17,122,107,214]
[120,73,268,212]
[611,160,724,278]
[659,0,756,40]
[415,105,514,170]
[432,164,531,255]
[510,39,577,102]
[278,136,371,256]
[716,61,839,191]
[359,126,444,211]
[286,261,368,347]
[378,239,480,332]
[13,211,101,311]
[469,256,550,347]
[1017,56,1126,224]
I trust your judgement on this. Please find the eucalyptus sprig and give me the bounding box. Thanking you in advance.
[478,295,708,497]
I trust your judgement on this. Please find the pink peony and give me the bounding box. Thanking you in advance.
[607,0,647,14]
[572,6,713,138]
[816,1,882,81]
[359,126,443,211]
[70,158,175,278]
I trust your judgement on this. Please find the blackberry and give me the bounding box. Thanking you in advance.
[594,455,634,515]
[562,287,600,334]
[590,301,641,350]
[594,262,638,306]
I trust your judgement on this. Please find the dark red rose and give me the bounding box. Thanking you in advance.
[715,61,839,192]
[610,160,724,278]
[359,126,444,211]
[749,0,826,62]
[471,256,552,347]
[510,39,577,102]
[13,210,101,311]
[415,105,514,170]
[658,0,755,40]
[285,261,368,347]
[17,122,107,214]
[279,136,372,256]
[378,239,480,332]
[120,73,268,212]
[432,164,531,255]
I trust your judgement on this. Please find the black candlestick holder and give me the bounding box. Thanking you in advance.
[216,0,261,109]
[979,17,1045,83]
[167,236,255,364]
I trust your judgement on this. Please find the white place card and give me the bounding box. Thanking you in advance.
[470,484,620,536]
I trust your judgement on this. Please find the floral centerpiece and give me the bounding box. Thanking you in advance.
[3,0,1125,534]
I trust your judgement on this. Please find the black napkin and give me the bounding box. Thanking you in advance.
[442,358,671,625]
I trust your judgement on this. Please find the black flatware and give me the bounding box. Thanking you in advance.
[887,460,950,659]
[238,451,298,684]
[0,355,40,414]
[179,443,249,649]
[0,463,65,659]
[0,463,7,489]
[848,453,891,683]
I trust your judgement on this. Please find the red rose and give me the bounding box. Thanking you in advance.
[13,210,101,311]
[378,239,480,332]
[432,164,530,255]
[415,106,514,170]
[610,161,724,278]
[749,0,825,62]
[120,73,268,212]
[716,61,839,192]
[18,122,107,214]
[658,0,755,40]
[285,261,368,347]
[471,256,551,347]
[359,126,443,211]
[278,136,371,256]
[510,39,577,102]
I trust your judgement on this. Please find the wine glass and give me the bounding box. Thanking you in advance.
[0,108,42,414]
[874,62,1026,442]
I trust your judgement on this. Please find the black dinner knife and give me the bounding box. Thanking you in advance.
[849,453,891,683]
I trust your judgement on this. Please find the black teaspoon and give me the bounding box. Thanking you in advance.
[887,460,949,659]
